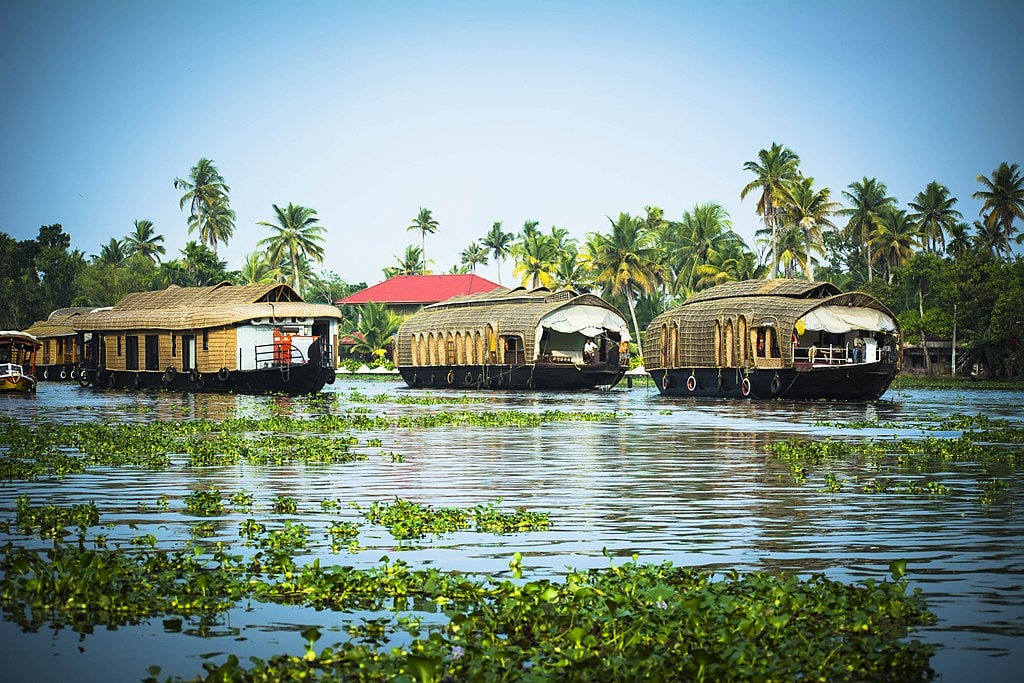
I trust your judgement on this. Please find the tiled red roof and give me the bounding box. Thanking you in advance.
[338,274,503,306]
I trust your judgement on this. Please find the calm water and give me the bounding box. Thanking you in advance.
[1,379,1022,681]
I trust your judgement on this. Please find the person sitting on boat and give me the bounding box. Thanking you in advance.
[583,337,597,364]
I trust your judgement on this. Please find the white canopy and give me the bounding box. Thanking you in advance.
[798,305,897,334]
[538,305,631,341]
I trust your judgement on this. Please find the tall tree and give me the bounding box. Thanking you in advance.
[973,162,1024,258]
[871,208,922,284]
[740,142,801,278]
[459,241,488,274]
[667,202,742,294]
[839,177,897,282]
[512,226,571,289]
[96,237,127,266]
[406,207,439,265]
[585,212,662,346]
[776,177,840,279]
[945,222,972,260]
[124,219,166,263]
[238,251,280,285]
[384,245,427,278]
[174,158,234,255]
[908,181,962,254]
[257,203,326,294]
[481,221,514,284]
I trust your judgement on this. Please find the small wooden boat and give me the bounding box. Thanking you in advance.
[73,282,342,394]
[395,287,631,390]
[643,279,900,400]
[23,307,91,381]
[0,331,42,393]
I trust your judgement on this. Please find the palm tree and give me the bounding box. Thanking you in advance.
[347,302,402,361]
[667,202,742,294]
[481,221,514,284]
[174,158,233,254]
[124,219,166,263]
[740,143,801,278]
[772,225,810,279]
[512,226,571,289]
[908,181,962,254]
[96,238,127,266]
[839,177,897,282]
[552,245,592,292]
[945,222,972,260]
[973,162,1024,258]
[384,245,427,278]
[238,251,280,285]
[257,203,327,294]
[871,208,922,283]
[585,212,663,345]
[459,241,489,274]
[972,219,1010,257]
[406,208,439,265]
[775,177,840,279]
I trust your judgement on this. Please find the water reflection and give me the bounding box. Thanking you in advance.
[0,379,1022,682]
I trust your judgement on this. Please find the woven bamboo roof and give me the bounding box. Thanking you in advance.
[397,287,626,356]
[73,282,342,332]
[0,331,41,348]
[23,307,93,339]
[643,279,898,370]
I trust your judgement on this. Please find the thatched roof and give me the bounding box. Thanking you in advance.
[396,287,628,361]
[0,331,41,348]
[643,279,898,370]
[73,282,342,332]
[23,307,93,339]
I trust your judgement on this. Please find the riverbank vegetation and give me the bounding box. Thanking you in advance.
[3,151,1021,376]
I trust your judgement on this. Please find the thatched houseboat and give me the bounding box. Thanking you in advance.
[23,307,91,381]
[73,282,342,394]
[395,287,631,390]
[643,279,900,400]
[1,331,41,393]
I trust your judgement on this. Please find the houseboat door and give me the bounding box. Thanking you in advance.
[181,335,196,372]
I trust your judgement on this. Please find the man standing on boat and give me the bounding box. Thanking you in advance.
[584,337,597,364]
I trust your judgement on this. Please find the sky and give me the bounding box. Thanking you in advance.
[2,0,1022,288]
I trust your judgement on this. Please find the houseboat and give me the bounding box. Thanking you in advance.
[643,279,900,400]
[395,286,631,390]
[73,282,342,394]
[0,331,41,393]
[23,307,90,381]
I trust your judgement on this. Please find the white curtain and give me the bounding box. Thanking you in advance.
[799,305,897,334]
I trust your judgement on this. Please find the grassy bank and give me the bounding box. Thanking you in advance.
[894,374,1024,391]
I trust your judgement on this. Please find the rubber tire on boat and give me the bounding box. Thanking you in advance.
[741,377,751,397]
[106,373,117,389]
[687,374,697,392]
[447,370,454,385]
[527,377,535,389]
[61,370,68,380]
[326,372,336,385]
[189,369,199,384]
[465,371,473,385]
[43,369,49,380]
[770,375,781,395]
[195,374,205,390]
[217,367,230,381]
[661,373,669,390]
[78,372,91,388]
[164,366,176,385]
[717,374,723,392]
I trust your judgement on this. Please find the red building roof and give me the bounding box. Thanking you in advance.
[337,274,503,306]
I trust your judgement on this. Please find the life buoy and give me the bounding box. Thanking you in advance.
[106,373,117,389]
[687,374,697,392]
[217,367,230,382]
[61,370,68,380]
[164,366,177,384]
[661,373,669,390]
[770,375,781,394]
[741,377,751,397]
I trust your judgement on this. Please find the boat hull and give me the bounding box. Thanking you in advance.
[649,362,897,401]
[398,363,625,390]
[0,375,37,393]
[76,363,336,395]
[37,363,81,382]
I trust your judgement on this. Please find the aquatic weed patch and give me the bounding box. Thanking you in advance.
[357,498,550,540]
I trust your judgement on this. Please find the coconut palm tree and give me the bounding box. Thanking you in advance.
[459,241,489,274]
[972,219,1010,257]
[771,226,810,279]
[481,221,514,284]
[512,227,567,289]
[238,251,280,285]
[257,203,326,294]
[839,177,897,282]
[908,181,962,254]
[667,202,742,294]
[384,245,427,278]
[776,177,840,279]
[552,245,592,292]
[585,212,663,346]
[740,143,801,278]
[347,302,402,361]
[973,162,1024,258]
[406,208,439,265]
[124,219,166,263]
[174,158,233,255]
[945,222,972,260]
[96,238,127,266]
[871,208,922,283]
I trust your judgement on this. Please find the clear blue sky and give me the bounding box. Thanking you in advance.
[3,0,1022,286]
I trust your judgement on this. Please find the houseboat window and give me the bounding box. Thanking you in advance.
[125,335,139,371]
[145,335,160,371]
[502,336,525,365]
[117,336,122,357]
[202,330,209,351]
[446,335,457,365]
[755,327,778,359]
[724,319,735,366]
[172,334,177,357]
